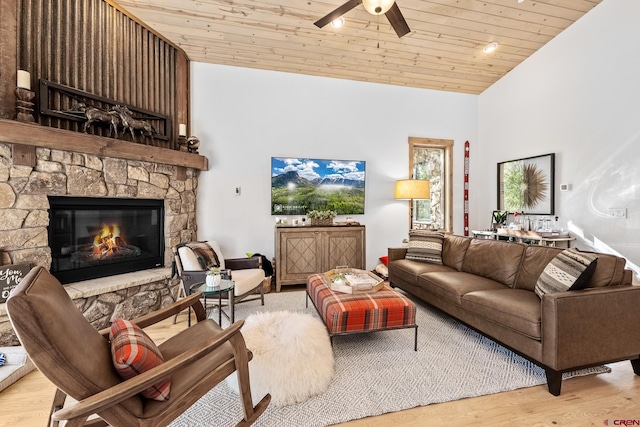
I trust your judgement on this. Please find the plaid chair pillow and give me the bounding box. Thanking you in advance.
[405,230,445,265]
[110,318,171,401]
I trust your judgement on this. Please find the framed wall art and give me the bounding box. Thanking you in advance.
[497,153,555,215]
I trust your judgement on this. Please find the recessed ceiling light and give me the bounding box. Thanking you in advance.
[330,16,345,29]
[483,42,499,54]
[518,0,525,3]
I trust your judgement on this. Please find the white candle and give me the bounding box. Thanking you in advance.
[178,123,187,136]
[17,70,31,90]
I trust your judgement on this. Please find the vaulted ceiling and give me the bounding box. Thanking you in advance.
[115,0,602,94]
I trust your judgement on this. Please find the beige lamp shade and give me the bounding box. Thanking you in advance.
[395,179,430,200]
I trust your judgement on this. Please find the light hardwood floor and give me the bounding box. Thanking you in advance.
[1,308,638,427]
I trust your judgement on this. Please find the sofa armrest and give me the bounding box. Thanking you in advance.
[541,285,640,370]
[226,257,261,270]
[388,247,407,262]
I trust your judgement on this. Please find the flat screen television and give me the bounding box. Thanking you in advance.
[271,157,366,215]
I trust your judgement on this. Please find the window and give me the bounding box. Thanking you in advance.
[409,137,453,232]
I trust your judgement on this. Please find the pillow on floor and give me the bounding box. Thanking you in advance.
[535,248,598,298]
[405,230,445,265]
[110,318,171,401]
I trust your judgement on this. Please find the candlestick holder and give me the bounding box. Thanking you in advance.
[15,87,36,123]
[177,135,189,152]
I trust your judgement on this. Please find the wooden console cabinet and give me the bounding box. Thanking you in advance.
[275,225,366,291]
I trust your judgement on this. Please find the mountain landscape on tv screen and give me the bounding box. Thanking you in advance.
[271,158,366,215]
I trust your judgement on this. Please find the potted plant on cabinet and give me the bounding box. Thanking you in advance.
[307,210,337,226]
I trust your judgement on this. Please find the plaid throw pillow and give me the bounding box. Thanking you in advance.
[110,318,171,401]
[405,230,445,265]
[535,248,598,298]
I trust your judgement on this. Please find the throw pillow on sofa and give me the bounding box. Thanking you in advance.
[110,318,171,401]
[405,230,444,265]
[535,248,598,298]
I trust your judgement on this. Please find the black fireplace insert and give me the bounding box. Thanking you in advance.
[48,196,164,284]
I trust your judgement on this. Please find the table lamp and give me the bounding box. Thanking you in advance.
[395,179,431,229]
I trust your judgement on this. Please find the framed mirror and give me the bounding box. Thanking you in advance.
[497,153,555,215]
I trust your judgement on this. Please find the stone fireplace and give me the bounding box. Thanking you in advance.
[0,0,204,346]
[0,130,204,346]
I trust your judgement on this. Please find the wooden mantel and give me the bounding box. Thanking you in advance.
[0,119,208,170]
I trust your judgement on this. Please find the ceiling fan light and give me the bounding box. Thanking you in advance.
[330,16,345,29]
[483,41,499,54]
[362,0,395,16]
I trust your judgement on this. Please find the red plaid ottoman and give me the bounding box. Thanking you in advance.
[306,273,418,350]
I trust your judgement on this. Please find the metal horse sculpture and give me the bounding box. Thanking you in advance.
[112,105,157,143]
[72,103,120,137]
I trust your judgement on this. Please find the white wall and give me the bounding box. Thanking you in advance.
[191,63,477,268]
[477,0,640,274]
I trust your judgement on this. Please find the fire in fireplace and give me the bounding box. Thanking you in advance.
[48,196,164,284]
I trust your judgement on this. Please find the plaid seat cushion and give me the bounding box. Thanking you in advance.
[110,318,171,401]
[307,274,416,335]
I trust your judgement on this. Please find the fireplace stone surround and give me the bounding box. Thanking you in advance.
[0,139,200,346]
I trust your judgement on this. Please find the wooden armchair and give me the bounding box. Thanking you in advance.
[6,266,270,427]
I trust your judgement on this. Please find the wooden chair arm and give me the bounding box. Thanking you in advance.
[98,292,206,337]
[54,319,246,423]
[225,257,261,270]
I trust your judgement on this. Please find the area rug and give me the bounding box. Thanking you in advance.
[170,290,610,427]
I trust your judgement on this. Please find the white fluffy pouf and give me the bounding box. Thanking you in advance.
[225,310,334,406]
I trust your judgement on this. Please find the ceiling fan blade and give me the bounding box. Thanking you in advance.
[314,0,362,28]
[385,2,410,37]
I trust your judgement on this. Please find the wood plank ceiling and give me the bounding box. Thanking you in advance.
[114,0,602,94]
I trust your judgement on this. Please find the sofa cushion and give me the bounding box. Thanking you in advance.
[514,245,563,291]
[442,235,472,271]
[513,246,630,291]
[389,259,456,287]
[405,230,444,264]
[110,319,171,402]
[461,289,542,340]
[583,252,630,288]
[417,271,508,306]
[461,239,525,287]
[535,248,598,297]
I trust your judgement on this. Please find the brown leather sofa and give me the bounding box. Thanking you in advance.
[388,235,640,395]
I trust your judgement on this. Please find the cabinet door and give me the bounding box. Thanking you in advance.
[325,229,364,270]
[278,230,323,284]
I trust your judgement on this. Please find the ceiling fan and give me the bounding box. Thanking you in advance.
[314,0,411,38]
